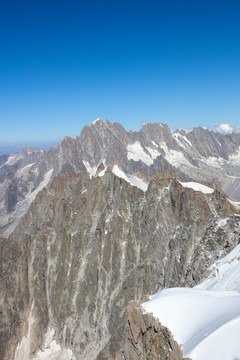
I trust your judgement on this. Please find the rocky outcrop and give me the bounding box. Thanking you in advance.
[124,300,188,360]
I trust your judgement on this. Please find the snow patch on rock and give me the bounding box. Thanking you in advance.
[33,328,75,360]
[179,181,214,194]
[214,217,229,230]
[145,147,160,160]
[202,156,225,169]
[228,199,240,210]
[127,141,153,165]
[173,133,192,148]
[159,142,192,167]
[83,160,98,178]
[14,303,35,360]
[112,165,148,192]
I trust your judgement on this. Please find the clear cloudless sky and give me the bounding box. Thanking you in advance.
[1,0,240,150]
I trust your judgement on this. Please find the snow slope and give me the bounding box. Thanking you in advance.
[1,169,53,238]
[179,181,214,194]
[127,141,154,165]
[142,242,240,360]
[112,165,148,192]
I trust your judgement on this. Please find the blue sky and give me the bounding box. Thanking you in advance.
[1,0,240,150]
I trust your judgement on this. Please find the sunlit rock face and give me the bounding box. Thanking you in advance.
[1,164,239,359]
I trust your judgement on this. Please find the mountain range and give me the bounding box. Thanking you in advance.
[1,119,240,360]
[1,119,240,238]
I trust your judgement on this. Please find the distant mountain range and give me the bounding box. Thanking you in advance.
[1,119,240,237]
[0,140,59,156]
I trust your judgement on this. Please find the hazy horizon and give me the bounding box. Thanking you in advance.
[1,118,240,156]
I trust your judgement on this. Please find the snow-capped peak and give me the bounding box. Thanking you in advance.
[92,118,102,125]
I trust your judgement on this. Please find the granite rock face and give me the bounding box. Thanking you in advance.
[1,167,239,360]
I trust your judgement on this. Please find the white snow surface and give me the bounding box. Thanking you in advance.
[83,160,98,178]
[203,156,225,169]
[159,142,192,167]
[98,167,107,177]
[179,181,214,194]
[145,146,160,159]
[112,165,148,192]
[228,199,240,210]
[196,242,240,293]
[142,242,240,360]
[18,162,36,175]
[127,141,154,165]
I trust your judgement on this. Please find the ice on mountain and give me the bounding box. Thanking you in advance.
[112,165,148,192]
[127,141,154,165]
[179,181,214,194]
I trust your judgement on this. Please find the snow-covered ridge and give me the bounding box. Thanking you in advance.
[179,181,214,194]
[92,117,101,125]
[112,165,148,192]
[142,239,240,360]
[98,165,148,192]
